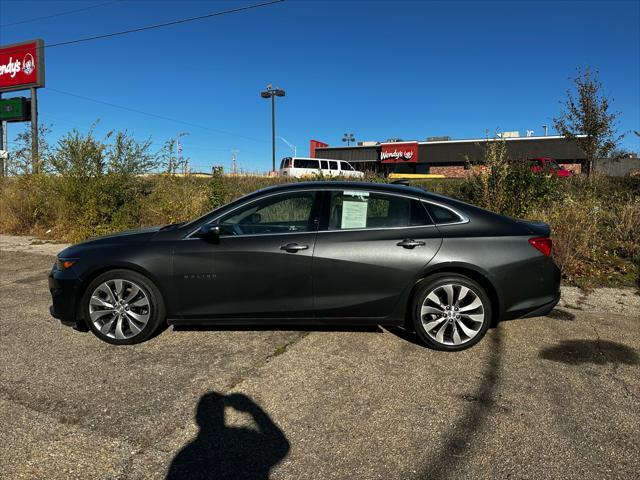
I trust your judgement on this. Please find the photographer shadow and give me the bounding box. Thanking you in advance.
[166,391,289,480]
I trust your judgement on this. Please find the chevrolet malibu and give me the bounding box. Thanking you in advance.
[49,181,560,351]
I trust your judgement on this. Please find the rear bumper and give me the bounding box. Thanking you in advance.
[501,291,561,321]
[495,255,561,321]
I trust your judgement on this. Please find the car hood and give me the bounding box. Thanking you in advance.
[57,226,162,257]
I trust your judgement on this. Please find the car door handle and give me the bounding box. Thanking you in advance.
[280,243,309,253]
[397,238,426,249]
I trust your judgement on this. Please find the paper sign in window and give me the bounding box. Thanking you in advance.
[341,199,368,229]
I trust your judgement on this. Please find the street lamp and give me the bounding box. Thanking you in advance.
[261,84,285,172]
[342,133,355,146]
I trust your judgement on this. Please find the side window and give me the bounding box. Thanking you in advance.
[341,162,355,171]
[328,191,431,230]
[426,203,463,224]
[320,160,328,170]
[295,159,319,169]
[219,192,317,236]
[329,161,338,170]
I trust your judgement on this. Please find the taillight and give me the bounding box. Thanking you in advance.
[528,237,552,257]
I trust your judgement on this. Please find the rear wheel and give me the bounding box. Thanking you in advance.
[412,274,491,351]
[82,269,165,345]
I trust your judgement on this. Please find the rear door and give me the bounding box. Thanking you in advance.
[312,189,442,319]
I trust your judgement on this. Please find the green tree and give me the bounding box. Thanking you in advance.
[7,123,52,175]
[105,130,158,176]
[554,68,623,176]
[160,132,189,174]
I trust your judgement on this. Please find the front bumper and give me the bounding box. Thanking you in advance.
[48,267,82,327]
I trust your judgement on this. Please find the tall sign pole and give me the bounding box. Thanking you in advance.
[31,87,38,172]
[271,94,275,173]
[260,85,285,174]
[0,91,4,177]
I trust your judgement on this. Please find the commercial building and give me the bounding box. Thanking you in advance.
[312,134,587,177]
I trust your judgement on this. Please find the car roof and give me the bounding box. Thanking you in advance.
[255,181,432,198]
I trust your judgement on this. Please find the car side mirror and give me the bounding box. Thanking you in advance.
[196,223,221,238]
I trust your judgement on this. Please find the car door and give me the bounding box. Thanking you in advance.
[172,190,321,320]
[312,189,442,319]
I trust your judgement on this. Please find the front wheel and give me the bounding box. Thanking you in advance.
[82,269,165,345]
[412,274,492,351]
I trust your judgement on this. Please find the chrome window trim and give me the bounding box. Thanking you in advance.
[421,199,470,226]
[185,186,468,239]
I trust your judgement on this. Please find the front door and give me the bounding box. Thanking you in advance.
[312,189,442,318]
[173,190,320,320]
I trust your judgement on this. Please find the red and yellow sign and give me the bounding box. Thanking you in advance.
[0,39,45,93]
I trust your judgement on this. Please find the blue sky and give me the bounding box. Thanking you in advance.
[1,0,639,172]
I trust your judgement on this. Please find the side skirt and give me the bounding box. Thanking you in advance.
[166,316,405,327]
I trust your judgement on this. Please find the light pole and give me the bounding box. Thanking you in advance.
[261,84,285,172]
[342,133,355,146]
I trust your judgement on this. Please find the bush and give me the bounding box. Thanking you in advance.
[1,126,638,288]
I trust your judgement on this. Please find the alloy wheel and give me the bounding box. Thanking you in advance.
[89,279,151,340]
[420,283,485,346]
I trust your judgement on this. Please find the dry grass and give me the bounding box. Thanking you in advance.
[1,172,638,287]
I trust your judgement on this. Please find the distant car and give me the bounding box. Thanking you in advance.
[279,157,365,179]
[530,157,573,177]
[49,181,560,351]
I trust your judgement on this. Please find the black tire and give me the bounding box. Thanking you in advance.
[411,273,492,351]
[82,269,165,345]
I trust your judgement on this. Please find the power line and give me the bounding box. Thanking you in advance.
[37,1,284,50]
[47,87,267,143]
[0,1,123,28]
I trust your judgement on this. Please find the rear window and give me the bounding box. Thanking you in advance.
[280,158,292,169]
[426,203,463,224]
[294,159,319,169]
[328,191,432,230]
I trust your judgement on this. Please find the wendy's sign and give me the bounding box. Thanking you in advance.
[0,39,45,93]
[380,141,418,163]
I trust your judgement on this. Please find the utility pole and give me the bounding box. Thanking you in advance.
[231,150,238,175]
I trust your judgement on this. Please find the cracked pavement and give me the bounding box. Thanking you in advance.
[1,236,639,479]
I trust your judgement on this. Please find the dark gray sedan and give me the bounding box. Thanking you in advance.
[49,181,560,351]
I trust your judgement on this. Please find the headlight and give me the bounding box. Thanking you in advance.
[56,258,78,270]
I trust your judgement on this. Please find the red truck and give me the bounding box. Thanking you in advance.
[530,157,573,177]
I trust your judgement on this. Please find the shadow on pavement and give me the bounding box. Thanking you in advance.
[539,339,639,365]
[166,391,289,480]
[420,330,504,480]
[546,308,576,321]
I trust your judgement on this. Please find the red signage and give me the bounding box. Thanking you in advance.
[380,141,419,164]
[0,39,45,93]
[309,139,329,158]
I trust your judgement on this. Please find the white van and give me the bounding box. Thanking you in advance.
[279,157,365,179]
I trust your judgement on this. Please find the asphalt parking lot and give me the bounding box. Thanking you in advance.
[1,235,639,480]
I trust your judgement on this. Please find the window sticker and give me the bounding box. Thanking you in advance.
[341,197,368,229]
